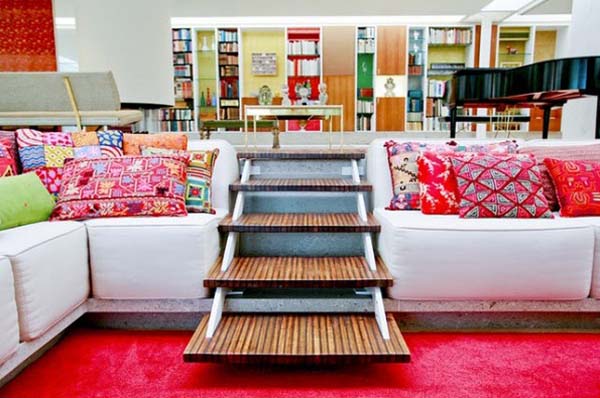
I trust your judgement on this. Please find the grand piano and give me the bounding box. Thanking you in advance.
[445,56,600,139]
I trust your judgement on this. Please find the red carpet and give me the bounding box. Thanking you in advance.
[2,328,600,398]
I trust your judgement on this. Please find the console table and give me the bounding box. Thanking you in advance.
[243,105,344,148]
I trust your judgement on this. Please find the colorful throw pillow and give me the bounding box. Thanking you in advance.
[50,156,188,221]
[544,158,600,217]
[417,151,460,214]
[385,140,518,211]
[451,153,552,218]
[0,143,16,177]
[123,133,188,155]
[0,173,55,231]
[0,131,19,173]
[141,147,219,214]
[519,144,600,211]
[16,129,123,196]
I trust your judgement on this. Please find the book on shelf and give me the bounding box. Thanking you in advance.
[172,29,191,40]
[406,112,423,122]
[428,27,472,45]
[357,114,373,131]
[427,80,446,98]
[219,65,239,77]
[159,108,193,121]
[406,121,423,130]
[407,97,423,113]
[219,80,239,98]
[219,54,239,65]
[219,42,238,53]
[174,65,192,78]
[287,58,320,77]
[173,53,193,65]
[408,65,423,75]
[173,40,192,52]
[220,107,240,120]
[159,120,194,132]
[218,30,238,42]
[357,38,375,53]
[174,80,193,100]
[357,99,375,114]
[287,40,319,56]
[430,62,465,70]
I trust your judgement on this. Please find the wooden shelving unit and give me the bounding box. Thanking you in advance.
[217,28,241,121]
[356,26,376,132]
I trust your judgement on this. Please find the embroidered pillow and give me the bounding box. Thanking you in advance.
[123,133,188,155]
[141,147,219,214]
[16,129,124,196]
[50,156,188,221]
[519,144,600,211]
[0,131,19,173]
[450,153,552,218]
[0,143,15,177]
[544,158,600,217]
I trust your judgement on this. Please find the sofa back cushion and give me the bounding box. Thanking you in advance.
[0,173,55,231]
[518,143,600,211]
[50,156,188,221]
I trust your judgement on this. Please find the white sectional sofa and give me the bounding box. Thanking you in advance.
[367,138,597,300]
[0,139,237,379]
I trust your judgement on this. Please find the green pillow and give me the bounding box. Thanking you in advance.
[0,173,55,231]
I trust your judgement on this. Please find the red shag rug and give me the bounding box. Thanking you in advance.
[2,328,600,398]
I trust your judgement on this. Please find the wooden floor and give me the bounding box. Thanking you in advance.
[205,256,393,289]
[230,178,372,192]
[219,213,381,233]
[184,314,411,365]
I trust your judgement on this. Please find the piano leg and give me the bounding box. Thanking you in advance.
[450,107,457,139]
[596,97,600,139]
[542,107,551,140]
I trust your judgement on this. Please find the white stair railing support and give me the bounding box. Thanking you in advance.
[369,287,390,340]
[351,160,376,271]
[205,287,229,338]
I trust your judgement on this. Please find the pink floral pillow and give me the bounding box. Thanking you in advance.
[450,153,552,218]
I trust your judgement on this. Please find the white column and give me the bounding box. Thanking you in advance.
[476,17,493,139]
[561,0,600,139]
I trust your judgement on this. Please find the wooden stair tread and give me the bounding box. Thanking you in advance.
[237,149,366,160]
[219,213,380,233]
[205,256,393,288]
[184,314,410,365]
[230,178,372,192]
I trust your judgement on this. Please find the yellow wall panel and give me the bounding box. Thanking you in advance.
[241,29,286,97]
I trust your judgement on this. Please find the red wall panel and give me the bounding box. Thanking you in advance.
[0,0,57,71]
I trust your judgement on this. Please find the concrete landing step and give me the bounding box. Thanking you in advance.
[237,149,366,160]
[219,213,380,233]
[205,256,393,289]
[183,314,410,365]
[230,178,372,192]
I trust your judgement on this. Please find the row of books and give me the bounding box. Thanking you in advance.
[408,65,423,76]
[287,59,320,77]
[159,120,195,132]
[287,40,319,55]
[428,28,472,45]
[357,99,375,114]
[219,54,238,65]
[219,81,239,99]
[427,79,447,98]
[407,97,423,113]
[174,65,192,78]
[406,111,423,122]
[173,53,193,65]
[173,40,192,52]
[357,38,375,54]
[219,65,239,77]
[430,62,465,73]
[220,107,240,120]
[174,80,193,100]
[219,42,238,53]
[406,121,423,131]
[357,87,374,98]
[357,114,374,131]
[218,30,238,42]
[159,108,193,121]
[172,29,191,41]
[357,27,376,39]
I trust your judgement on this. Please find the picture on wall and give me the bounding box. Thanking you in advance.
[252,52,277,76]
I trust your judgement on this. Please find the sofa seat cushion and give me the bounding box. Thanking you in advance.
[85,209,226,299]
[0,221,89,341]
[565,216,600,299]
[375,208,594,300]
[0,256,19,365]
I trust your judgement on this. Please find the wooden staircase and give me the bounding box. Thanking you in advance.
[184,149,410,365]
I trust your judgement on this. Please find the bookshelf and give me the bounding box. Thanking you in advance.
[196,29,218,127]
[425,26,474,131]
[161,28,195,132]
[286,27,322,131]
[217,28,241,121]
[406,27,426,131]
[356,26,376,132]
[496,26,534,68]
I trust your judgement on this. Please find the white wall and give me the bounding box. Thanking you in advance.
[74,0,174,106]
[561,0,600,139]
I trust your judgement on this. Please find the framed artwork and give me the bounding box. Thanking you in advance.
[500,61,522,68]
[251,53,277,76]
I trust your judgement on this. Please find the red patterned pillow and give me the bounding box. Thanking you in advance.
[0,131,19,174]
[50,156,188,221]
[451,153,553,218]
[544,158,600,217]
[417,151,460,214]
[0,142,15,177]
[519,144,600,211]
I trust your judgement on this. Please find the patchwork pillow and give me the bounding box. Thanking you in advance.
[123,133,188,155]
[141,147,219,214]
[50,156,188,221]
[544,158,600,217]
[385,140,518,211]
[16,129,123,196]
[0,143,16,177]
[451,153,552,219]
[0,131,19,173]
[518,144,600,211]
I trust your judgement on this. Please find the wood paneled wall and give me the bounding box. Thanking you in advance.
[323,75,355,131]
[376,97,405,131]
[377,26,407,75]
